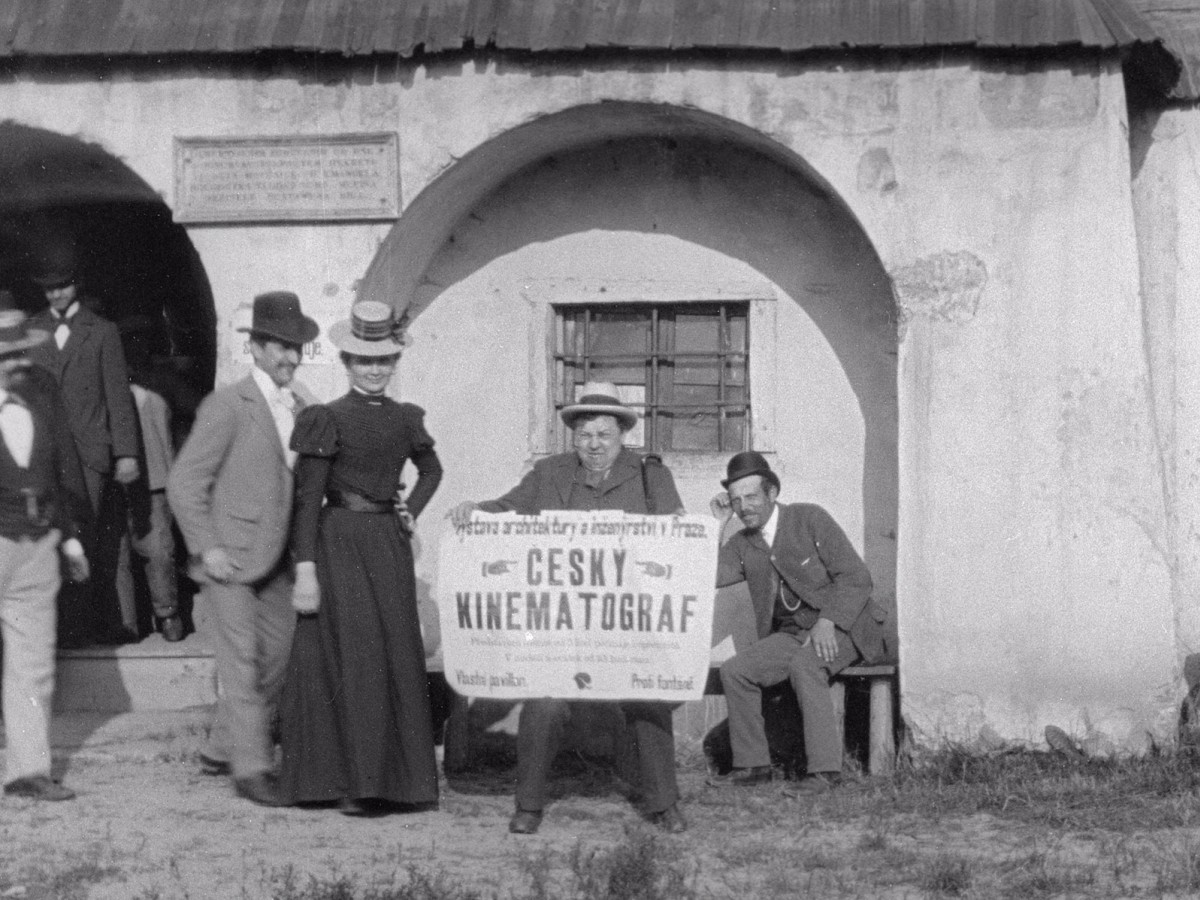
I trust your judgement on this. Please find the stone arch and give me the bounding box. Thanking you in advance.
[0,120,217,423]
[367,101,898,645]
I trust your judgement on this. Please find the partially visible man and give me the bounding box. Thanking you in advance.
[168,291,317,807]
[0,306,90,801]
[709,451,886,795]
[27,237,140,645]
[450,382,688,835]
[116,316,183,641]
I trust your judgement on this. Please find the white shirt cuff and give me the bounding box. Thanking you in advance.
[62,538,84,558]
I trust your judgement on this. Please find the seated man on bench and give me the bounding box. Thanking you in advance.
[708,451,887,795]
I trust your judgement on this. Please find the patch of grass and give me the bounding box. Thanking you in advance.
[995,851,1096,898]
[917,853,974,897]
[0,857,123,900]
[269,864,490,900]
[567,827,698,900]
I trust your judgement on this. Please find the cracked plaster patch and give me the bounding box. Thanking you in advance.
[892,250,988,328]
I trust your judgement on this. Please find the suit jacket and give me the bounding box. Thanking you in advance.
[717,502,887,665]
[479,448,682,515]
[167,374,296,585]
[28,304,139,475]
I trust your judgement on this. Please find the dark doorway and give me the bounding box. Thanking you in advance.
[0,121,216,419]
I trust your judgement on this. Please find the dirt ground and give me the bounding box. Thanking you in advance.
[0,710,1196,900]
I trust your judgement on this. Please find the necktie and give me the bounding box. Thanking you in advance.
[53,313,70,350]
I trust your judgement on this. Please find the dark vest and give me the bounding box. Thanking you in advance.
[0,399,58,540]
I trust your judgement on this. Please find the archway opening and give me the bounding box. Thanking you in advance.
[0,121,216,438]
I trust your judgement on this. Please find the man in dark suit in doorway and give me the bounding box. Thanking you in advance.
[26,236,140,645]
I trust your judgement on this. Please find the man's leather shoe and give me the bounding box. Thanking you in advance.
[706,765,774,787]
[4,775,75,801]
[508,809,543,834]
[234,774,283,807]
[158,614,185,642]
[783,772,842,798]
[197,752,230,776]
[647,803,687,834]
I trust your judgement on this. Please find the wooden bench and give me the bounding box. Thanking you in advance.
[830,664,896,774]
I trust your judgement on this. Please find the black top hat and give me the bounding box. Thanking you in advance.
[237,291,319,346]
[30,239,77,289]
[722,450,780,492]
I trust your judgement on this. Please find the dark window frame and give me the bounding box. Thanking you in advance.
[553,302,751,453]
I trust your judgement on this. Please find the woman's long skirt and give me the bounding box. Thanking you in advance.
[279,507,438,805]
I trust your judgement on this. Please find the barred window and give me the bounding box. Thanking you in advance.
[554,303,750,452]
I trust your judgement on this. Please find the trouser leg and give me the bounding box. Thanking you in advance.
[0,533,61,783]
[254,567,296,732]
[205,580,283,778]
[621,701,679,813]
[721,632,807,769]
[134,492,178,621]
[514,698,570,812]
[788,640,846,774]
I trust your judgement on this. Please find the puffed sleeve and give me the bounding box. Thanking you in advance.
[401,404,442,520]
[290,406,338,563]
[290,405,339,457]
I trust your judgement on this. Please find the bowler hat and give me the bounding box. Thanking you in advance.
[721,450,780,492]
[237,291,319,346]
[560,381,638,430]
[30,239,77,289]
[0,308,49,355]
[328,300,410,357]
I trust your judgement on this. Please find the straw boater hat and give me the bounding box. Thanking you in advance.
[560,381,638,430]
[329,300,410,357]
[0,306,49,355]
[236,291,319,346]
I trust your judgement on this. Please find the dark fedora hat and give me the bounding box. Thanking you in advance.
[721,450,780,492]
[30,238,77,289]
[237,291,319,346]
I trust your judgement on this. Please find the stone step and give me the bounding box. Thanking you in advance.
[53,633,217,713]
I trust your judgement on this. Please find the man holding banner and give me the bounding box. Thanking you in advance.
[449,382,689,835]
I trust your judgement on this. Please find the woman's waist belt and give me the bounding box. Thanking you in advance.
[325,489,395,514]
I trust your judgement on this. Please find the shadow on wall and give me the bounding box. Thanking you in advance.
[414,134,899,645]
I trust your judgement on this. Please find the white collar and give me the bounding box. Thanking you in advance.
[251,365,290,402]
[53,301,79,321]
[760,503,780,547]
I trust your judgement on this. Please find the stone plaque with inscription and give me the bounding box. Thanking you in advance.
[174,133,399,223]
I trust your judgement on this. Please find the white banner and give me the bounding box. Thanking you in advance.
[437,511,718,701]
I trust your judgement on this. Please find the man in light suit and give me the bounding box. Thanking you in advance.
[168,291,318,807]
[0,305,90,800]
[709,451,887,796]
[26,238,140,646]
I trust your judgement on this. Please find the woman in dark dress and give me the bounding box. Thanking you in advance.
[279,300,442,815]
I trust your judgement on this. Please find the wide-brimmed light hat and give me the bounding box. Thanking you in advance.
[329,300,410,357]
[236,291,319,346]
[561,381,639,430]
[0,307,49,355]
